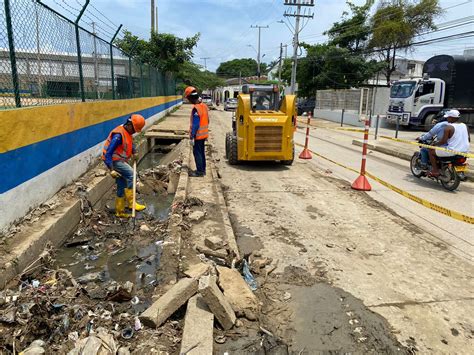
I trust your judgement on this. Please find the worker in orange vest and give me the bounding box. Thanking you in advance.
[185,86,209,177]
[102,114,147,217]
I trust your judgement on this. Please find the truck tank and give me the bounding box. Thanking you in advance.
[423,55,474,109]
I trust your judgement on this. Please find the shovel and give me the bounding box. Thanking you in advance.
[131,160,137,228]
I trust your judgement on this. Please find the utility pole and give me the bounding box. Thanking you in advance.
[278,43,283,87]
[200,57,210,70]
[250,25,269,82]
[92,22,99,99]
[151,0,155,34]
[283,0,314,94]
[155,5,158,33]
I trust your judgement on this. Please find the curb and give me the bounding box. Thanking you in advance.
[208,144,241,260]
[163,140,191,283]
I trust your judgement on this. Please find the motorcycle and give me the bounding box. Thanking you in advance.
[410,138,468,191]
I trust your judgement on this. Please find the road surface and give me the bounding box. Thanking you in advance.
[209,107,474,354]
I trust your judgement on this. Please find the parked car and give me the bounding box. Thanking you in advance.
[297,98,315,116]
[224,98,238,111]
[201,95,214,109]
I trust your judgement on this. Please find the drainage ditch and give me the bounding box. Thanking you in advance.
[0,142,187,354]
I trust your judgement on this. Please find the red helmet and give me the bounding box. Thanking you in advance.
[184,86,197,98]
[130,114,145,132]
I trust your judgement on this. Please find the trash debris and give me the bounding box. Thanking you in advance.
[121,327,134,340]
[188,210,206,222]
[242,259,258,291]
[215,335,227,344]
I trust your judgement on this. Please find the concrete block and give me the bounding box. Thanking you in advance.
[139,278,198,328]
[216,266,260,319]
[180,295,214,355]
[204,236,225,250]
[183,262,210,279]
[199,275,236,330]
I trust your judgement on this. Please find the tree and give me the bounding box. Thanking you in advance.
[325,0,374,52]
[368,0,442,84]
[216,58,268,78]
[115,31,200,73]
[178,62,224,91]
[290,44,380,97]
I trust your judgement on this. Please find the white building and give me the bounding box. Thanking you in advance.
[369,58,425,85]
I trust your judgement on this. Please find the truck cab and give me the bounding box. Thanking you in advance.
[386,54,474,129]
[387,77,445,129]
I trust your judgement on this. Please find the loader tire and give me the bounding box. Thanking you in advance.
[225,132,231,160]
[281,146,295,166]
[228,135,239,165]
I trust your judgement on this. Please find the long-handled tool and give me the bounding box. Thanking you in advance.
[132,160,137,228]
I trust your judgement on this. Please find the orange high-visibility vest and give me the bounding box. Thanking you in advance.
[190,103,209,140]
[102,125,133,162]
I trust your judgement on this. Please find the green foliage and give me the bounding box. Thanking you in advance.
[216,58,268,78]
[292,44,380,96]
[325,0,374,52]
[115,31,200,73]
[369,0,442,83]
[178,62,224,91]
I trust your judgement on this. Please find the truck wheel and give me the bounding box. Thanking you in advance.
[228,135,239,165]
[281,146,295,166]
[424,114,436,131]
[225,132,231,160]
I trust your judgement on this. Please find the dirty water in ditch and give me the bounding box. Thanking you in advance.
[54,150,174,287]
[0,147,185,354]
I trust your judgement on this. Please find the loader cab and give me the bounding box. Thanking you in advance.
[242,84,280,112]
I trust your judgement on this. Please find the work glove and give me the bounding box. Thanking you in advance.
[110,170,121,179]
[190,138,195,147]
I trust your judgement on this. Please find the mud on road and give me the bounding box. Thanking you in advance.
[210,108,474,354]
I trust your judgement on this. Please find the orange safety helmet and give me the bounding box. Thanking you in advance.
[184,86,197,98]
[130,114,145,133]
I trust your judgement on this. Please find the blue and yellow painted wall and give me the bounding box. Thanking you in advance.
[0,95,182,232]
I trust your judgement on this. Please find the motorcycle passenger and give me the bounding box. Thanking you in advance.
[417,115,449,169]
[428,109,470,177]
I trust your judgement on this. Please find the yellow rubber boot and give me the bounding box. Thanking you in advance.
[124,188,146,211]
[115,197,131,218]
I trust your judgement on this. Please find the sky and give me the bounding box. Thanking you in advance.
[43,0,474,72]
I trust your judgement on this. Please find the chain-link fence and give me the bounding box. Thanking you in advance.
[0,0,177,109]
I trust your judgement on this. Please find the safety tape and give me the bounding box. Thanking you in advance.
[295,143,474,225]
[379,135,474,158]
[296,118,366,133]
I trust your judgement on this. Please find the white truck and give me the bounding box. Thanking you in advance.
[386,54,473,130]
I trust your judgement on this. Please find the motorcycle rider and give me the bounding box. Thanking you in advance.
[417,113,449,169]
[428,109,470,177]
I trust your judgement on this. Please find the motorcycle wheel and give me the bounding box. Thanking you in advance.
[440,165,460,191]
[410,153,424,178]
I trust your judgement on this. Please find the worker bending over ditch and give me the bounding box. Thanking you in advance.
[102,114,147,217]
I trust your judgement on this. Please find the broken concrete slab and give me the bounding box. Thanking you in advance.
[189,210,206,222]
[180,295,214,355]
[197,246,228,260]
[139,278,198,328]
[216,266,260,319]
[204,236,226,251]
[199,275,236,330]
[183,262,210,279]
